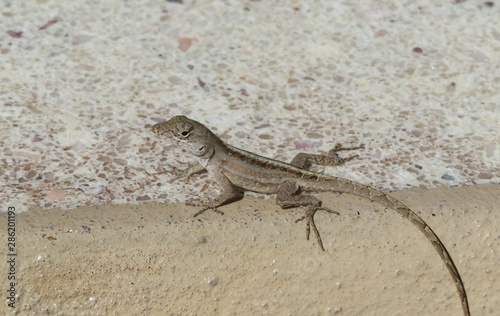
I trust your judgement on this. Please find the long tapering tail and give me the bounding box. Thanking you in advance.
[309,177,470,315]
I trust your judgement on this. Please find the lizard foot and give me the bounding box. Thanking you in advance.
[295,206,339,251]
[330,142,364,153]
[186,199,225,217]
[325,143,365,165]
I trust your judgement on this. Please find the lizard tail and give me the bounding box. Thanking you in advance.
[312,178,471,316]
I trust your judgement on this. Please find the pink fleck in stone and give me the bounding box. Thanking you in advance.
[412,47,423,54]
[197,77,209,91]
[7,30,22,38]
[178,37,195,52]
[39,18,60,30]
[32,135,44,142]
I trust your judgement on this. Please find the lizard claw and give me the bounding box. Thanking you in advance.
[193,206,224,217]
[186,199,225,217]
[295,206,339,251]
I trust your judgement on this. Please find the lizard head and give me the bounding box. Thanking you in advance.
[152,115,216,159]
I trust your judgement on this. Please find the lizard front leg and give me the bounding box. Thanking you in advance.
[276,181,339,251]
[190,168,242,217]
[290,143,363,169]
[161,163,207,184]
[184,163,207,180]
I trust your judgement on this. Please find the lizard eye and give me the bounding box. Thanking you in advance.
[176,122,193,138]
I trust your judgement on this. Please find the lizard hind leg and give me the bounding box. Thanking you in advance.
[295,205,339,251]
[276,181,339,251]
[290,143,364,170]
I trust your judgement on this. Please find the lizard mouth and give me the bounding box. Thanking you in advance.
[152,122,184,145]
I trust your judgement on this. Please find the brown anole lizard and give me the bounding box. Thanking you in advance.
[152,115,470,316]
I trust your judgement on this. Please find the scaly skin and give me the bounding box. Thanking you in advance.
[152,115,470,315]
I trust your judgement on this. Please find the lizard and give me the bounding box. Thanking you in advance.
[151,115,470,316]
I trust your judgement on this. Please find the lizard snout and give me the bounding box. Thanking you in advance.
[151,122,167,136]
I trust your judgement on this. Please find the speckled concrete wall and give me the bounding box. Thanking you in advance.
[1,0,498,211]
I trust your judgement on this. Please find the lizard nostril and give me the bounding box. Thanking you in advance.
[152,124,163,135]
